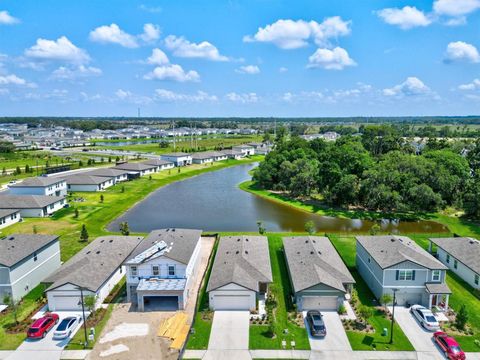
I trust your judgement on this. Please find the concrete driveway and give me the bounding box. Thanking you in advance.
[207,311,250,350]
[303,311,351,351]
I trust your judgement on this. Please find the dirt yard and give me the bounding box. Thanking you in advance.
[87,236,215,360]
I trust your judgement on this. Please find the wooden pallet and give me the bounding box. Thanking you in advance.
[157,312,188,339]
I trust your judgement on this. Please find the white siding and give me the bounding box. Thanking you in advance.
[437,247,480,289]
[0,211,20,229]
[9,181,67,197]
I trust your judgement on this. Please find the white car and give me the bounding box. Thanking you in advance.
[53,316,81,339]
[410,305,440,331]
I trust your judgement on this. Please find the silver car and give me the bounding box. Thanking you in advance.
[53,316,81,339]
[410,305,440,331]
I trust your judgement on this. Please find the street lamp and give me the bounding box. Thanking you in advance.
[76,286,89,349]
[389,288,399,344]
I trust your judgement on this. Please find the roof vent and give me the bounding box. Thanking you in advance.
[109,239,113,243]
[317,251,322,255]
[245,250,248,254]
[305,240,308,243]
[470,240,476,245]
[96,250,101,254]
[237,238,241,241]
[86,251,91,254]
[310,251,314,255]
[297,251,300,255]
[226,251,230,254]
[236,250,239,254]
[390,238,396,242]
[9,237,14,241]
[101,239,105,243]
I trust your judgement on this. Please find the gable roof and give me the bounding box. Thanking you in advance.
[207,236,273,292]
[141,159,173,167]
[161,152,190,157]
[430,237,480,274]
[126,228,202,265]
[0,209,20,218]
[44,235,143,292]
[0,195,65,209]
[84,168,129,178]
[191,151,215,160]
[113,163,157,172]
[356,235,447,270]
[0,234,59,267]
[220,149,243,156]
[65,175,111,185]
[283,236,355,293]
[9,177,65,188]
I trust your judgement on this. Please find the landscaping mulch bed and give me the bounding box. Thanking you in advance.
[4,300,47,334]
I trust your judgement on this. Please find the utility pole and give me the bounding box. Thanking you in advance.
[389,288,399,344]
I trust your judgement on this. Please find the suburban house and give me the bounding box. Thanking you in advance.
[0,234,60,302]
[0,195,66,217]
[356,236,451,309]
[160,153,192,166]
[124,228,202,311]
[85,168,129,183]
[220,149,244,160]
[429,237,480,290]
[43,235,143,311]
[141,159,175,171]
[65,175,114,192]
[191,152,214,164]
[8,177,67,197]
[232,144,255,156]
[0,210,21,230]
[209,151,228,162]
[283,236,355,311]
[207,236,273,311]
[113,162,158,177]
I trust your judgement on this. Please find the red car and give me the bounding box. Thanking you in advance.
[27,313,59,339]
[433,331,465,360]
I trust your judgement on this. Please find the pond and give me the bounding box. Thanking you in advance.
[108,163,449,233]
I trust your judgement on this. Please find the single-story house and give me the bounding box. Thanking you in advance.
[220,149,244,160]
[0,234,60,302]
[65,175,114,192]
[356,236,451,309]
[283,236,355,311]
[0,195,66,217]
[207,236,273,311]
[209,151,228,161]
[429,237,480,290]
[124,228,202,311]
[232,144,255,156]
[8,177,67,197]
[113,163,158,176]
[191,152,214,164]
[84,168,129,183]
[141,159,175,171]
[0,209,21,230]
[43,235,143,311]
[160,153,192,166]
[246,142,264,149]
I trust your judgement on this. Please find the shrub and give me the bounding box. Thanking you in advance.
[338,304,347,315]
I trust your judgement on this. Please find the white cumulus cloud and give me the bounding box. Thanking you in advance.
[376,6,431,29]
[147,48,169,65]
[0,74,31,86]
[89,24,139,48]
[433,0,480,17]
[308,47,356,70]
[139,23,161,43]
[154,89,217,102]
[444,41,480,63]
[0,10,19,25]
[144,64,199,82]
[226,92,259,103]
[25,36,90,64]
[51,65,102,80]
[164,35,228,61]
[235,65,260,74]
[458,79,480,90]
[383,77,431,97]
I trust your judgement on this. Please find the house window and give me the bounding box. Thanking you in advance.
[131,266,138,277]
[475,274,479,286]
[454,260,458,269]
[152,265,159,276]
[432,270,441,281]
[398,270,414,281]
[33,252,37,262]
[446,254,450,263]
[168,265,175,276]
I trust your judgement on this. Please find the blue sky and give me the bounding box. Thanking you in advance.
[0,0,480,117]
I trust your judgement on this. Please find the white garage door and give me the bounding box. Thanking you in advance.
[302,296,338,311]
[52,296,81,311]
[212,294,251,310]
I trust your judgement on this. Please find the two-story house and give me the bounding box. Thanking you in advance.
[0,234,60,302]
[124,228,202,311]
[8,176,67,197]
[0,195,66,217]
[356,236,451,309]
[232,144,255,156]
[0,210,21,230]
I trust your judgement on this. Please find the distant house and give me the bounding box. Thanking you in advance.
[43,235,143,311]
[0,195,66,217]
[220,149,244,160]
[191,152,214,164]
[65,175,114,192]
[113,162,158,176]
[207,236,272,311]
[209,151,228,162]
[141,159,175,171]
[160,153,192,166]
[232,144,255,156]
[429,237,480,290]
[356,236,451,309]
[8,177,67,197]
[0,210,21,230]
[0,234,60,302]
[246,142,264,149]
[283,236,355,311]
[85,168,129,183]
[124,228,202,311]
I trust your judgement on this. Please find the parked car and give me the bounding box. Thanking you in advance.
[306,310,326,337]
[410,305,440,331]
[27,313,59,339]
[53,316,81,339]
[433,332,465,360]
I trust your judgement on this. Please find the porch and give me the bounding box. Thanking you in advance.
[425,282,452,321]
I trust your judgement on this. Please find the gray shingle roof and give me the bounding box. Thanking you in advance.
[233,145,254,149]
[0,209,19,218]
[425,282,452,294]
[430,237,480,274]
[65,175,111,185]
[126,228,202,265]
[0,234,59,267]
[220,149,243,156]
[113,163,157,172]
[191,152,215,160]
[283,236,355,293]
[9,177,65,188]
[141,159,173,167]
[207,236,273,292]
[84,168,129,178]
[161,152,190,157]
[356,236,447,270]
[0,195,65,209]
[44,235,144,292]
